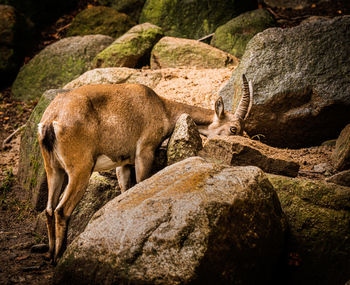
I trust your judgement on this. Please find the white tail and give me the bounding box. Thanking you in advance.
[38,75,253,263]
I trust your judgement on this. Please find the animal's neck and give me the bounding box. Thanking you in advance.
[163,98,215,128]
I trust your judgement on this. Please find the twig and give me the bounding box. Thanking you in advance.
[2,124,26,149]
[197,33,214,42]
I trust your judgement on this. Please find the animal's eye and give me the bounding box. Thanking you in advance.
[230,127,237,134]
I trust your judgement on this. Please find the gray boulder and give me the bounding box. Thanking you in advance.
[167,114,202,165]
[151,36,238,69]
[269,174,350,285]
[55,157,286,285]
[17,89,70,210]
[63,67,162,90]
[211,9,275,58]
[221,16,350,148]
[332,124,350,171]
[200,135,300,177]
[93,23,163,68]
[12,35,114,101]
[66,6,135,38]
[139,0,257,39]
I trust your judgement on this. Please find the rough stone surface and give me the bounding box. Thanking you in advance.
[151,36,238,69]
[34,172,119,242]
[211,9,275,58]
[167,114,202,165]
[63,67,162,90]
[269,174,350,285]
[66,6,135,38]
[97,0,146,21]
[326,169,350,187]
[139,0,257,39]
[55,157,286,285]
[332,124,350,171]
[200,135,300,177]
[12,35,113,101]
[221,16,350,148]
[93,23,163,68]
[0,5,33,86]
[17,89,70,210]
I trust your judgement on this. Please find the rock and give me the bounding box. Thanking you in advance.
[63,67,162,90]
[312,162,332,174]
[139,0,257,39]
[97,0,146,21]
[332,124,350,171]
[269,174,350,285]
[263,0,330,10]
[67,172,119,243]
[93,23,163,68]
[55,157,286,285]
[326,169,350,187]
[0,5,33,86]
[12,35,113,101]
[167,114,202,165]
[151,36,238,69]
[200,135,300,177]
[17,89,71,210]
[66,6,135,38]
[211,9,275,58]
[221,16,350,148]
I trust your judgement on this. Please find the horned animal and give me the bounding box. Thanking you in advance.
[38,74,253,263]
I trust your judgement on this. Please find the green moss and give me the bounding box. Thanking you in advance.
[140,0,256,39]
[66,6,136,38]
[93,24,163,68]
[211,9,275,58]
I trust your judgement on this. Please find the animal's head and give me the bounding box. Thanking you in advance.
[206,74,253,137]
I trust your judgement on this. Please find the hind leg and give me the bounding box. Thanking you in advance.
[53,165,92,263]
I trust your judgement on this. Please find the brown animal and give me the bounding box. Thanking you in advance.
[38,74,253,263]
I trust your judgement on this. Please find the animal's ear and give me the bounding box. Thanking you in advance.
[215,96,225,119]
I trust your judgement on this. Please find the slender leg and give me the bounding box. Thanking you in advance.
[53,166,92,263]
[135,145,155,183]
[45,167,65,260]
[116,165,134,193]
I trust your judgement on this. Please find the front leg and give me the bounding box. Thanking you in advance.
[135,144,155,183]
[116,165,135,193]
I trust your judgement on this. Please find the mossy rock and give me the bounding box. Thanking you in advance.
[269,174,350,285]
[97,0,146,21]
[12,35,114,101]
[139,0,257,39]
[93,22,163,68]
[151,36,238,69]
[66,6,136,38]
[18,89,70,210]
[211,9,275,58]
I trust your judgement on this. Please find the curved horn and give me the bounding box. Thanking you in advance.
[234,74,253,120]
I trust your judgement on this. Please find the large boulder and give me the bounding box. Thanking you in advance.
[166,114,202,165]
[55,157,286,285]
[0,5,33,86]
[269,174,350,285]
[151,36,238,69]
[200,135,300,177]
[93,23,163,68]
[139,0,257,39]
[17,89,70,210]
[211,9,275,58]
[66,6,135,38]
[12,35,113,101]
[63,67,162,90]
[221,16,350,148]
[97,0,146,21]
[332,124,350,171]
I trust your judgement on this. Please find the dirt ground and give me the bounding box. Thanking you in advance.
[0,1,347,283]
